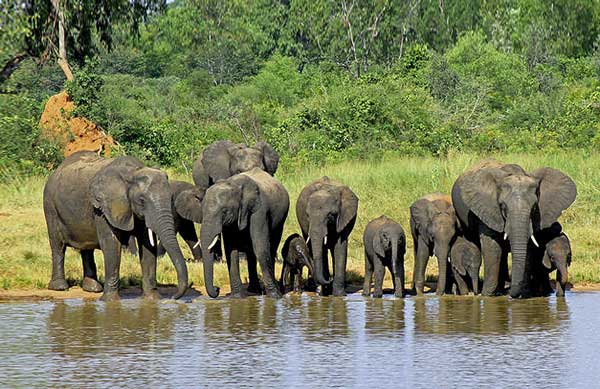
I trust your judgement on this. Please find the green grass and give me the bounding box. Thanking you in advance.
[1,150,599,292]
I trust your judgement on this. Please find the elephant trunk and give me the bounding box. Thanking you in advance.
[471,273,479,295]
[153,208,189,299]
[508,212,532,298]
[433,243,450,295]
[309,230,333,286]
[556,264,568,296]
[391,239,399,278]
[299,248,315,279]
[200,223,221,298]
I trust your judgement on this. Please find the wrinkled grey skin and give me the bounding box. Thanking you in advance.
[362,215,406,298]
[450,236,482,295]
[296,177,359,296]
[410,194,458,296]
[200,168,289,298]
[192,140,279,190]
[280,233,314,293]
[43,151,188,301]
[452,160,577,298]
[529,223,571,297]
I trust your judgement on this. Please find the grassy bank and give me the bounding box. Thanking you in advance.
[1,151,599,294]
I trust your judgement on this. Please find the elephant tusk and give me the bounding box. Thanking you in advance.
[324,235,327,245]
[148,228,155,247]
[503,232,508,240]
[207,236,219,250]
[306,236,310,245]
[531,234,539,248]
[193,240,201,249]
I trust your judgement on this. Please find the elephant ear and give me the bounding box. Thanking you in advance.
[202,140,236,183]
[90,166,134,231]
[458,168,507,232]
[410,199,434,240]
[254,141,280,176]
[542,250,552,269]
[337,186,358,234]
[530,167,577,229]
[237,176,260,231]
[174,187,205,223]
[450,244,467,276]
[373,233,386,258]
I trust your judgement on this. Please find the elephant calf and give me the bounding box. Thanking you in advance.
[410,193,458,295]
[362,215,406,298]
[450,236,482,295]
[280,234,314,293]
[530,223,572,297]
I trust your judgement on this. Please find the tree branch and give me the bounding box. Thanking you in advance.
[0,53,28,86]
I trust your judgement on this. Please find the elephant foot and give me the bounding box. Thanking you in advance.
[436,289,445,296]
[48,278,69,291]
[230,290,246,299]
[267,289,282,299]
[372,291,383,298]
[361,291,370,297]
[247,283,263,295]
[82,277,103,293]
[143,289,162,300]
[332,288,346,297]
[100,291,120,302]
[394,290,404,298]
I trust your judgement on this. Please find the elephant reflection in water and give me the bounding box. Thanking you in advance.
[413,297,569,335]
[364,298,405,335]
[202,298,279,339]
[303,298,349,339]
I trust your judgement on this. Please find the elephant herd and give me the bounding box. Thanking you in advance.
[43,141,576,301]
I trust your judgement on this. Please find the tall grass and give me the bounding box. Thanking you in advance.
[1,151,598,292]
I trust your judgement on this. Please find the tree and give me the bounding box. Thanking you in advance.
[0,0,166,85]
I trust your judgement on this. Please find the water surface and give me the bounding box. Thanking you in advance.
[1,293,599,387]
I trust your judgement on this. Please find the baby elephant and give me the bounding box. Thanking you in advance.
[450,237,481,295]
[280,234,314,293]
[362,215,406,298]
[535,233,572,297]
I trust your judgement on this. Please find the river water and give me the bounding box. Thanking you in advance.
[1,293,599,387]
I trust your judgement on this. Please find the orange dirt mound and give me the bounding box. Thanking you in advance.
[39,91,115,157]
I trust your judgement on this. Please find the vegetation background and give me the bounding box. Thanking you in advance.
[1,0,599,291]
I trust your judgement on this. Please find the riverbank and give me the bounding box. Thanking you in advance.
[1,151,599,293]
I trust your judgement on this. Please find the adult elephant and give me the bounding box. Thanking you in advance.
[296,177,359,296]
[451,160,576,298]
[200,167,289,298]
[410,193,458,295]
[43,151,188,301]
[192,140,279,190]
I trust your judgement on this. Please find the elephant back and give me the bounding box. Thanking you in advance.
[240,168,290,225]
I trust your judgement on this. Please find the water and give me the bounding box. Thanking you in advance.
[1,293,599,387]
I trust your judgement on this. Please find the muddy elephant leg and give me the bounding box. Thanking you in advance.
[373,257,385,298]
[48,235,68,291]
[179,219,202,262]
[332,237,348,296]
[246,250,263,294]
[480,232,503,296]
[81,250,103,293]
[413,236,430,295]
[137,231,160,300]
[95,216,123,301]
[362,250,373,297]
[224,238,244,298]
[250,220,281,298]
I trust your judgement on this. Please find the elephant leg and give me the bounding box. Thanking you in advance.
[250,220,281,298]
[436,254,449,296]
[179,219,202,262]
[394,260,405,298]
[279,262,288,293]
[362,250,373,297]
[555,274,565,297]
[453,270,470,295]
[499,248,510,291]
[480,233,503,296]
[137,232,161,300]
[224,237,243,298]
[81,249,103,293]
[413,236,430,295]
[332,237,348,296]
[293,269,301,293]
[373,257,385,298]
[246,250,263,294]
[95,216,122,301]
[48,235,68,291]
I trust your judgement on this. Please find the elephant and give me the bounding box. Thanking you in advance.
[362,215,406,298]
[200,167,289,298]
[280,233,314,294]
[410,193,458,295]
[451,160,577,298]
[450,236,482,295]
[296,177,359,296]
[192,140,279,190]
[43,151,188,301]
[529,223,572,297]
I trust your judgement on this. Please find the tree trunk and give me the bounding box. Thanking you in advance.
[51,0,73,81]
[0,53,28,86]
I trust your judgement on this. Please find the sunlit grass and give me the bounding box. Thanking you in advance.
[1,150,599,293]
